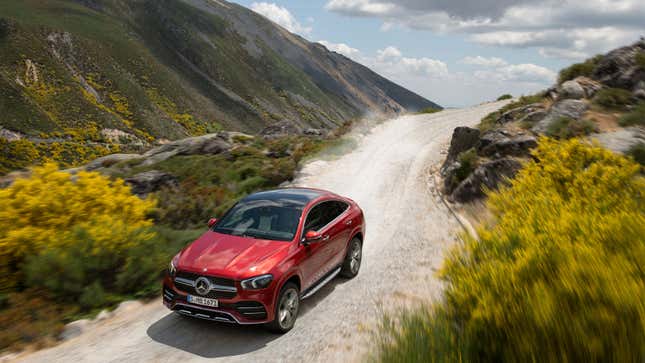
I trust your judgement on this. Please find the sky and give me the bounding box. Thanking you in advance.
[232,0,645,108]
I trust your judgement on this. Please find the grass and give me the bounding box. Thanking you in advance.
[546,117,597,139]
[417,107,441,114]
[619,101,645,127]
[496,94,513,101]
[479,93,545,131]
[557,55,602,84]
[626,142,645,167]
[592,87,634,110]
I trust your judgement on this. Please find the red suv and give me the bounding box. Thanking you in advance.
[163,188,365,333]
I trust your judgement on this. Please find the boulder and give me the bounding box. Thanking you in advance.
[573,76,603,98]
[532,99,589,134]
[558,80,585,100]
[449,158,523,203]
[261,121,301,138]
[478,131,538,158]
[84,153,143,170]
[125,170,178,196]
[303,128,326,136]
[517,110,548,126]
[59,319,91,341]
[141,132,233,165]
[592,126,645,154]
[592,39,645,90]
[442,127,480,168]
[0,127,23,141]
[496,103,546,124]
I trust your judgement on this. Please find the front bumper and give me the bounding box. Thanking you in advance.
[162,274,276,325]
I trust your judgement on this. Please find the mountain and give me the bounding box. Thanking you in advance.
[0,0,439,144]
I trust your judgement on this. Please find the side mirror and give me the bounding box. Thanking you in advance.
[303,230,321,244]
[208,218,218,228]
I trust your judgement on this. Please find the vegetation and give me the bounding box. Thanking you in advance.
[496,94,513,101]
[418,107,441,114]
[479,94,545,131]
[619,101,645,127]
[546,116,597,139]
[592,87,633,110]
[636,51,645,69]
[626,142,645,167]
[0,163,205,350]
[558,55,602,83]
[375,138,645,362]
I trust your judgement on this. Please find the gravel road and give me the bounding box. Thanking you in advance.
[14,101,508,363]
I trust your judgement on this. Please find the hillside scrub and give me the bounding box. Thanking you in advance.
[496,94,513,101]
[478,94,545,131]
[619,101,645,127]
[546,117,597,139]
[0,163,205,350]
[375,138,645,362]
[592,87,633,110]
[558,55,602,83]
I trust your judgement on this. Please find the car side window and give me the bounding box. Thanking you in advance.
[304,201,348,232]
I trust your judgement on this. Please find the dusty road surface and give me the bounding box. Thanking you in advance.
[15,101,508,363]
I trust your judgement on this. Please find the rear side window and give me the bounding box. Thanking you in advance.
[304,201,349,232]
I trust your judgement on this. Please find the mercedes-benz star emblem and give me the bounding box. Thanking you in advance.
[194,277,211,296]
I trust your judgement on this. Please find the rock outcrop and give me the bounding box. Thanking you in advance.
[443,127,480,166]
[449,158,522,203]
[478,130,538,158]
[592,39,645,91]
[124,170,178,196]
[532,99,589,133]
[558,80,585,100]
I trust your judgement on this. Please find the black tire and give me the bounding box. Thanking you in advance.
[266,282,300,334]
[340,237,362,278]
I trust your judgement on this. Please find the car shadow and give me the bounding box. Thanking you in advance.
[146,277,350,358]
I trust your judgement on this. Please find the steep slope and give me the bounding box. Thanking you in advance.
[0,0,439,145]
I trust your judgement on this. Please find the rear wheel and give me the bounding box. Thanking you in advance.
[340,237,362,278]
[266,282,300,334]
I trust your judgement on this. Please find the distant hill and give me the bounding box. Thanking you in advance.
[0,0,440,143]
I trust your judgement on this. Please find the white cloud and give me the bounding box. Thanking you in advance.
[474,63,556,83]
[250,2,312,36]
[376,46,402,61]
[460,56,508,67]
[368,46,449,78]
[325,0,645,61]
[318,40,361,59]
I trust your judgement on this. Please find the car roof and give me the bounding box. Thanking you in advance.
[242,187,337,207]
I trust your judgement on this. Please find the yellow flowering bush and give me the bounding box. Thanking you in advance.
[376,138,644,362]
[0,163,156,292]
[442,138,645,361]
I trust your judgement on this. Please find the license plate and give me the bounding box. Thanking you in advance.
[187,295,219,308]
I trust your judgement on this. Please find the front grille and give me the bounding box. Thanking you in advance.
[235,301,267,320]
[174,271,237,299]
[176,271,235,287]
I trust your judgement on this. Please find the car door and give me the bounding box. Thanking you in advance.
[320,201,351,269]
[299,202,331,289]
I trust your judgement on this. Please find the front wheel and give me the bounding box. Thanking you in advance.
[340,238,362,278]
[266,282,300,334]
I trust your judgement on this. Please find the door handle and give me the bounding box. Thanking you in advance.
[322,235,330,241]
[345,220,353,225]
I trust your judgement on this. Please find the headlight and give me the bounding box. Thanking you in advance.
[168,254,179,277]
[240,274,273,290]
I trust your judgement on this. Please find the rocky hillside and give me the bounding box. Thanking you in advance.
[0,0,439,173]
[441,39,645,203]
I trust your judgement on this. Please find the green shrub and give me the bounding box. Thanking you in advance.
[375,138,645,362]
[636,51,645,69]
[497,94,513,101]
[546,117,597,139]
[479,94,545,131]
[626,142,645,167]
[558,55,602,83]
[619,101,645,127]
[593,87,633,110]
[455,148,478,181]
[418,107,441,114]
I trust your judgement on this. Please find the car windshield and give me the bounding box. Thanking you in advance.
[213,199,303,241]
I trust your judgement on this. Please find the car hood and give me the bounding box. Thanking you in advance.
[177,231,290,278]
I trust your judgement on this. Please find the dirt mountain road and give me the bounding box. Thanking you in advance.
[15,101,508,363]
